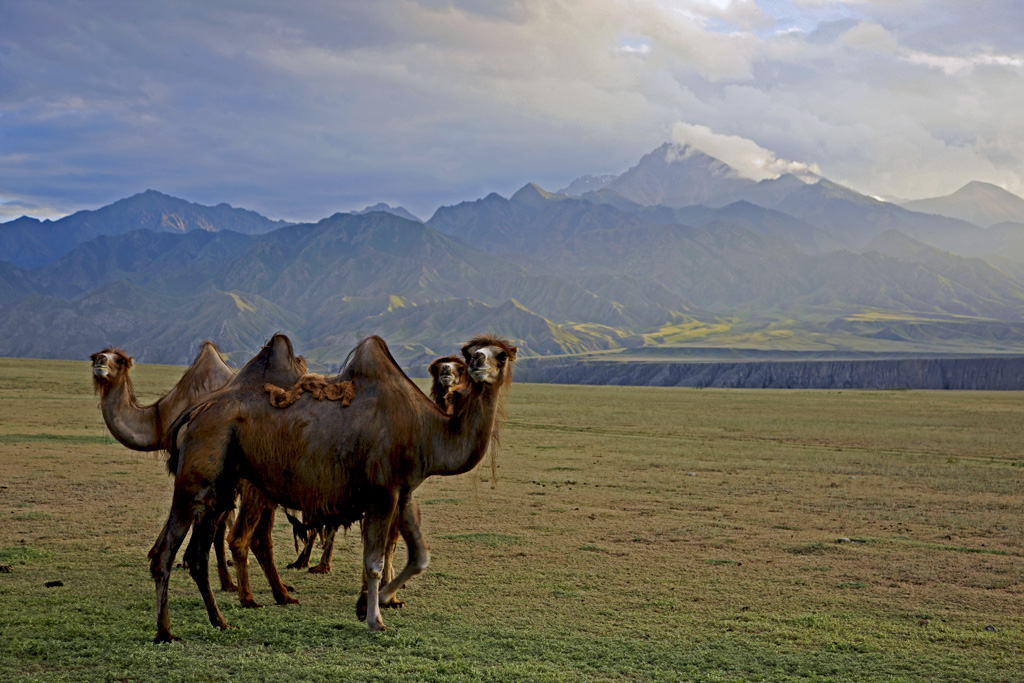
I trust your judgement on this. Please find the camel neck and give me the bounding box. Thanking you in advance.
[99,376,164,451]
[425,383,503,479]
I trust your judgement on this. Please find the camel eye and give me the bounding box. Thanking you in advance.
[496,351,507,363]
[116,357,125,366]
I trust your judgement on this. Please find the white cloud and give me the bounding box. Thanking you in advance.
[0,197,67,222]
[902,49,1024,75]
[671,122,821,180]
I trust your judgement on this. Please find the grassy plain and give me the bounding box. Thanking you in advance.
[0,356,1022,682]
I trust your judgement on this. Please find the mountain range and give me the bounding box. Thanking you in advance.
[3,142,1024,373]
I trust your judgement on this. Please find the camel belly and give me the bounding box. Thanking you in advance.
[233,423,371,525]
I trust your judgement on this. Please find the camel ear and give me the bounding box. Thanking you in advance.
[507,346,518,362]
[124,356,134,369]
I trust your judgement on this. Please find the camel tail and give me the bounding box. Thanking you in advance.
[283,509,308,553]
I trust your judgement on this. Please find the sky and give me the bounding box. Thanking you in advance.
[1,0,1022,223]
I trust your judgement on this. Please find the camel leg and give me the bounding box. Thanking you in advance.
[356,517,402,620]
[309,526,337,574]
[382,521,399,592]
[214,509,238,592]
[184,510,230,631]
[379,496,429,607]
[228,496,262,608]
[249,504,299,606]
[149,502,193,644]
[361,494,398,632]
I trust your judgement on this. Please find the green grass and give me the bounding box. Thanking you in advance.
[1,356,1023,681]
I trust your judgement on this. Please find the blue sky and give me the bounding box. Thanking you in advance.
[2,0,1022,222]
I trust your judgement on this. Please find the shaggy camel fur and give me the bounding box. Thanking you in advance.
[264,373,356,575]
[264,373,355,408]
[285,356,469,618]
[149,334,516,640]
[276,359,466,578]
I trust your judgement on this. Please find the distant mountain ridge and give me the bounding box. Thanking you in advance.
[3,143,1024,374]
[900,181,1024,228]
[601,142,755,208]
[352,203,423,223]
[0,190,290,268]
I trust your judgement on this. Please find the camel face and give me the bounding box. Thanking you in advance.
[463,343,515,384]
[90,350,132,383]
[436,361,464,387]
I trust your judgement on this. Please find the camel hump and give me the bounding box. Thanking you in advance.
[197,340,221,355]
[340,336,406,383]
[181,341,234,389]
[235,333,306,387]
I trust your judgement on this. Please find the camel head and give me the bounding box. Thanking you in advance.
[90,348,133,391]
[461,336,517,386]
[429,356,467,389]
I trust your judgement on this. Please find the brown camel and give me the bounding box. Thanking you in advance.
[92,342,240,591]
[91,341,297,608]
[428,355,469,414]
[182,334,310,610]
[91,342,233,451]
[149,334,516,641]
[282,358,467,578]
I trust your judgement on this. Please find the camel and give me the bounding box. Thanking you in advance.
[149,334,516,641]
[91,342,239,591]
[282,357,468,578]
[91,341,298,609]
[91,342,234,452]
[428,355,469,414]
[186,334,310,610]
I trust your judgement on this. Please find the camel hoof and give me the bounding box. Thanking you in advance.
[286,561,308,570]
[368,618,387,632]
[240,599,262,609]
[308,565,331,575]
[221,583,239,593]
[277,596,299,606]
[284,583,297,592]
[153,632,182,644]
[383,599,405,610]
[356,593,368,621]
